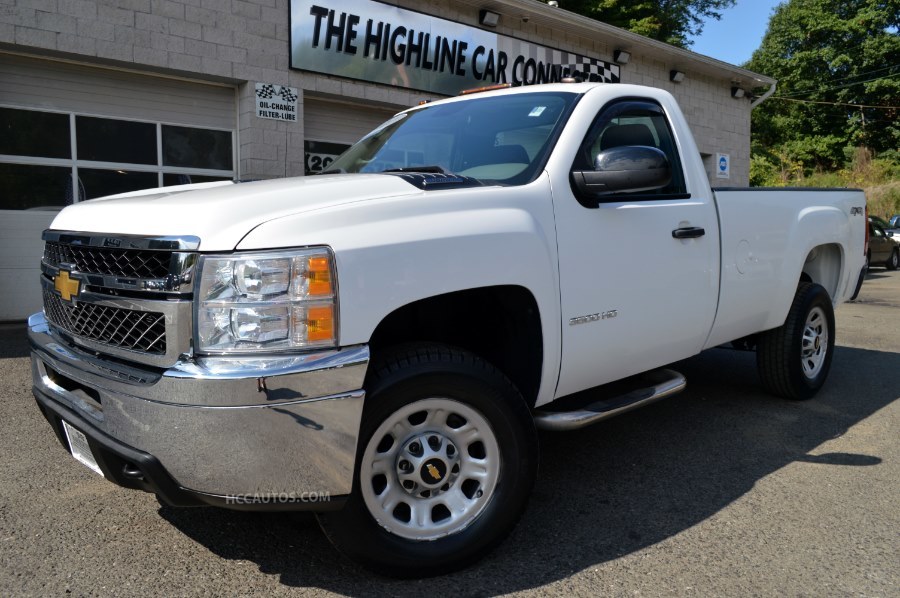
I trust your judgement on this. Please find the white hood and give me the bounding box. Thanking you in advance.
[49,175,422,250]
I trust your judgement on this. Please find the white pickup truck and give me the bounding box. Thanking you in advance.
[29,82,867,576]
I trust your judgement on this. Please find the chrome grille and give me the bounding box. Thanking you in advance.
[40,231,197,366]
[43,286,167,355]
[44,242,172,279]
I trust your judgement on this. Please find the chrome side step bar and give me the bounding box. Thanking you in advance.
[533,369,686,431]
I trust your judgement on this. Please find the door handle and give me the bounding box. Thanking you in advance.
[672,227,705,239]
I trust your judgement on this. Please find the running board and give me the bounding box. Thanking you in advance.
[533,369,686,431]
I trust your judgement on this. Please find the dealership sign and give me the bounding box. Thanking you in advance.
[290,0,620,96]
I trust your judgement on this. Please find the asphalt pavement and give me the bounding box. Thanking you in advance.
[0,270,897,596]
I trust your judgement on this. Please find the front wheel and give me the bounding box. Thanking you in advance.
[887,248,899,270]
[756,282,835,400]
[317,344,539,577]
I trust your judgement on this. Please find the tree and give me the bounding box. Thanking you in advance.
[559,0,736,48]
[747,0,900,172]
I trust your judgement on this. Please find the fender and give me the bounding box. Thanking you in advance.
[237,173,563,406]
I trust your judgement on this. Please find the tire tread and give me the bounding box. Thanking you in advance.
[365,342,519,399]
[756,282,834,400]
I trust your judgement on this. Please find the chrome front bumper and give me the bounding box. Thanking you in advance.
[28,312,367,507]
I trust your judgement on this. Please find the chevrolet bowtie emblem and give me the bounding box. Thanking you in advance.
[426,463,441,481]
[54,270,81,302]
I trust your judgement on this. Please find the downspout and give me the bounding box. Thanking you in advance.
[751,82,777,109]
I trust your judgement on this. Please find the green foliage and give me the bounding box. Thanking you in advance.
[747,0,900,172]
[750,145,900,219]
[749,155,779,187]
[867,183,900,220]
[559,0,736,48]
[749,152,804,187]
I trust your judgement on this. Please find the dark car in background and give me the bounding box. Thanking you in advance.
[868,221,900,270]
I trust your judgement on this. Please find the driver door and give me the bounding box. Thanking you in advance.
[553,99,720,398]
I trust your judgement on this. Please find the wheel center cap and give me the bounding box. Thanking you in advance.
[814,336,821,350]
[421,458,447,484]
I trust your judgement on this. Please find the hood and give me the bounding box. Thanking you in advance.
[48,175,423,250]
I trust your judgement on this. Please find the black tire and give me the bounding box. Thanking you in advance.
[756,282,835,400]
[317,343,539,577]
[887,249,899,271]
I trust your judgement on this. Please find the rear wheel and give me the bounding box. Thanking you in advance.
[317,343,538,577]
[888,248,899,270]
[756,282,835,400]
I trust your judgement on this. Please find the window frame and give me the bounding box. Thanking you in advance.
[0,105,236,209]
[570,98,690,204]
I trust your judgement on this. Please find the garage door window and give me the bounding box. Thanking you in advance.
[77,116,158,165]
[0,163,73,210]
[163,125,232,171]
[0,106,235,210]
[1,109,71,159]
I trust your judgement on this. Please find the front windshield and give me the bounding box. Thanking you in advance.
[326,92,578,185]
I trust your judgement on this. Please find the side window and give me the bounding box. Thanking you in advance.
[574,100,687,197]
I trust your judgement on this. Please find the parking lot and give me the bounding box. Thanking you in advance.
[1,270,897,596]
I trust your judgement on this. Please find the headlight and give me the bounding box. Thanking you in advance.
[195,248,337,353]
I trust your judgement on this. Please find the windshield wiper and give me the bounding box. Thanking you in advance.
[381,165,450,174]
[318,168,345,175]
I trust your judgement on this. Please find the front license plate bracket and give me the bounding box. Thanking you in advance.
[62,420,104,477]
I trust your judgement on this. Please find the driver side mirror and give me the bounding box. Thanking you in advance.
[571,146,672,207]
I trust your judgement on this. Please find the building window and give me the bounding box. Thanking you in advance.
[162,125,232,171]
[1,108,71,159]
[0,106,235,210]
[0,163,72,210]
[76,116,158,165]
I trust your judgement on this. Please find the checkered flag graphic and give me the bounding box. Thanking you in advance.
[256,83,276,99]
[567,57,621,83]
[279,87,298,103]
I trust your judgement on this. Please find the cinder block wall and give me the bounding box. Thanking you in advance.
[1,0,752,184]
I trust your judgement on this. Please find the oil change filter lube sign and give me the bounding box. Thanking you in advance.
[290,0,620,96]
[256,83,299,121]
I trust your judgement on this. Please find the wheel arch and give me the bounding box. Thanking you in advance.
[801,243,843,300]
[367,286,544,407]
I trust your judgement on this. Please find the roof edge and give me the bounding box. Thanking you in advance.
[455,0,776,86]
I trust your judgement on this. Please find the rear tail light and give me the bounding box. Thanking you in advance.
[865,205,869,256]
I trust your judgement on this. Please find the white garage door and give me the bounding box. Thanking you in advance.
[303,98,398,174]
[0,54,236,320]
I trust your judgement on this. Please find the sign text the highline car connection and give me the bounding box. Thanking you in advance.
[290,0,620,96]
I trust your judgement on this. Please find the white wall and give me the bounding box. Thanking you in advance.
[0,210,57,321]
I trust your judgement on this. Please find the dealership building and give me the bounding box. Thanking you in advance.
[0,0,775,320]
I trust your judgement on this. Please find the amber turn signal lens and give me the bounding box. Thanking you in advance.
[307,256,333,296]
[305,305,334,342]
